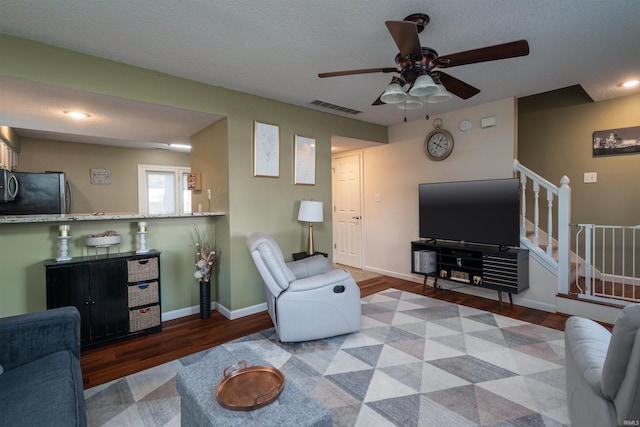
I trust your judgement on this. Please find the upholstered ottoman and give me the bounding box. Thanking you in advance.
[176,346,332,427]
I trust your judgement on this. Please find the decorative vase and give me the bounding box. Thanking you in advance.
[199,280,211,319]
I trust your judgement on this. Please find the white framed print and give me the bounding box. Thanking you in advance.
[253,121,280,177]
[90,168,111,185]
[294,134,316,185]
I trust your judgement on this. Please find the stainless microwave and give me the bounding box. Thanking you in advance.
[0,169,18,202]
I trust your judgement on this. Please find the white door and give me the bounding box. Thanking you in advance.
[333,153,362,267]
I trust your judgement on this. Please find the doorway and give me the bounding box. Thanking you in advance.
[332,152,363,268]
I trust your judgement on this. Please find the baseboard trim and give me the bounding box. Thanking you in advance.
[161,302,268,322]
[363,266,420,283]
[556,295,620,325]
[431,280,556,313]
[367,269,559,314]
[216,302,268,320]
[161,306,201,322]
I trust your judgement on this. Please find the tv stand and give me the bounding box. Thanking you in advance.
[411,240,528,311]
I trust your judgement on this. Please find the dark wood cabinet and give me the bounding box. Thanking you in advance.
[411,240,528,309]
[45,250,161,348]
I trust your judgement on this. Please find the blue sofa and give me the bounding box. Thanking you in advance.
[0,306,87,427]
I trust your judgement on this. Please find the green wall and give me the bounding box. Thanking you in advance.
[0,217,217,316]
[191,119,229,306]
[0,33,387,317]
[19,138,190,214]
[519,87,640,227]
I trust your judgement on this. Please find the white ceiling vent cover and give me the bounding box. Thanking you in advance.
[310,100,361,115]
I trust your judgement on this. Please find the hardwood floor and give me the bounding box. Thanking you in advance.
[81,275,574,389]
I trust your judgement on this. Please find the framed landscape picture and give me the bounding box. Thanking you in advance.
[593,126,640,157]
[294,134,316,185]
[254,121,280,177]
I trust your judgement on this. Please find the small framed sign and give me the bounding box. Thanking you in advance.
[91,168,111,185]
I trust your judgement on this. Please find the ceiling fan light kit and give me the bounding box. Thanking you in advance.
[318,12,529,114]
[409,74,438,97]
[380,78,407,104]
[397,95,423,110]
[427,84,452,103]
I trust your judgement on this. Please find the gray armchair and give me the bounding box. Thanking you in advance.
[0,306,87,427]
[247,232,361,342]
[565,304,640,427]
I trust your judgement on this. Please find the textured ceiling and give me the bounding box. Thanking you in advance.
[0,0,639,148]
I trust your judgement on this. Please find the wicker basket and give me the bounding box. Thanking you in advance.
[127,281,159,308]
[127,257,159,282]
[129,304,161,332]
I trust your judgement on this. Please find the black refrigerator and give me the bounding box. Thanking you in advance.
[0,171,70,215]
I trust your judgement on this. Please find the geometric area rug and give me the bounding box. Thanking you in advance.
[85,289,569,426]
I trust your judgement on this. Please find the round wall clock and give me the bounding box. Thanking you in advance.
[425,121,454,161]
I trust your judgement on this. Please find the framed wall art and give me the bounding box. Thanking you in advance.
[294,134,316,185]
[593,126,640,157]
[90,168,111,185]
[253,121,280,177]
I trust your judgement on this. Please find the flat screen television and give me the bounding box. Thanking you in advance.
[419,178,520,248]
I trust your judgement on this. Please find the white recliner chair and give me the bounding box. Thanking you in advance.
[247,232,361,342]
[564,304,640,427]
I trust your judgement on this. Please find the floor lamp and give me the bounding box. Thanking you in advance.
[298,200,323,255]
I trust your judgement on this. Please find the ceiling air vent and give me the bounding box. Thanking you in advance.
[310,100,361,115]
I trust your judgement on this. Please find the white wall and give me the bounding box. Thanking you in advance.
[332,97,577,313]
[331,98,520,287]
[358,98,518,279]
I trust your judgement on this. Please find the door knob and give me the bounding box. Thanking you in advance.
[352,216,361,220]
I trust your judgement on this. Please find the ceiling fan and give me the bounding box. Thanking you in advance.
[318,13,530,107]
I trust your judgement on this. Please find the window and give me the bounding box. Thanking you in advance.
[138,165,191,214]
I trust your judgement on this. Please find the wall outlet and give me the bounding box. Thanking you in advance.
[584,172,597,183]
[207,189,211,199]
[374,193,381,202]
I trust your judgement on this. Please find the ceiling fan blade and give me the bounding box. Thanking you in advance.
[436,72,480,99]
[385,20,423,59]
[372,93,385,106]
[318,67,397,78]
[432,40,529,69]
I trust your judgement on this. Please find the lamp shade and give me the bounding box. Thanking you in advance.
[397,95,423,110]
[380,81,407,104]
[298,200,323,222]
[427,84,452,103]
[409,74,438,97]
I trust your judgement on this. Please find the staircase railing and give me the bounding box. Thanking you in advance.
[572,224,640,303]
[513,160,571,294]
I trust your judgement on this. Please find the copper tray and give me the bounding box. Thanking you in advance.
[215,360,285,411]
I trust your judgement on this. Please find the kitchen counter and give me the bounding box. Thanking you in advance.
[0,211,222,318]
[0,211,224,224]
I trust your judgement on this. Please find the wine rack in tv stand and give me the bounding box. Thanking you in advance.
[411,240,529,311]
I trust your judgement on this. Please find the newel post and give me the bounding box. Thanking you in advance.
[557,176,571,295]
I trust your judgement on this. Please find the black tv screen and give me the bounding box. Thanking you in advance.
[419,178,520,247]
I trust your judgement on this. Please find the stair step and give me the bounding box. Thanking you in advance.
[572,276,640,302]
[556,293,620,325]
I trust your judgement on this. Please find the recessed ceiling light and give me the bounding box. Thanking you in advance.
[64,111,91,119]
[622,80,639,88]
[169,143,191,150]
